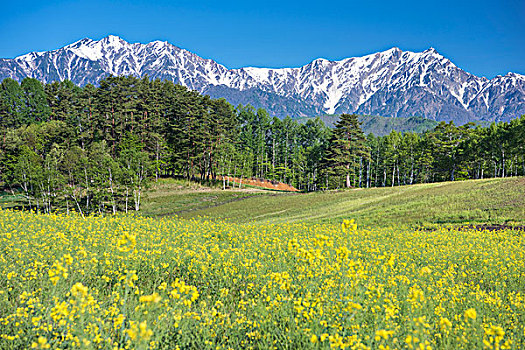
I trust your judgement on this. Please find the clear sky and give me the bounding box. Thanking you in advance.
[0,0,523,78]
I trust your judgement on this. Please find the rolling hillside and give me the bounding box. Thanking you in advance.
[170,177,525,227]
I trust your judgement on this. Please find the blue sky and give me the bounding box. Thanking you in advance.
[0,0,523,78]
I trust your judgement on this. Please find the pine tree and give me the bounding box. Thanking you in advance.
[430,121,472,181]
[21,78,51,124]
[0,78,26,128]
[323,114,370,188]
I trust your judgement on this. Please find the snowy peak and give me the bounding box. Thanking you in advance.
[65,38,103,61]
[0,36,523,123]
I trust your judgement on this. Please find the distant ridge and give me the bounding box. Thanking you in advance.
[0,35,524,123]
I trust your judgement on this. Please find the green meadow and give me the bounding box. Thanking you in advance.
[141,177,525,227]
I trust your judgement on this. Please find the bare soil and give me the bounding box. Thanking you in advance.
[220,176,300,192]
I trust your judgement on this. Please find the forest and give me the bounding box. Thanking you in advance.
[0,75,524,214]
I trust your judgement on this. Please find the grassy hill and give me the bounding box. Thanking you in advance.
[169,177,525,227]
[140,178,265,216]
[3,176,523,228]
[358,115,439,136]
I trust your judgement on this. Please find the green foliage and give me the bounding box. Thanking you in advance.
[298,114,439,136]
[0,75,524,214]
[0,78,26,128]
[322,113,370,188]
[21,77,51,123]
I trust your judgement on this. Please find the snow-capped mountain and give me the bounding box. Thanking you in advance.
[1,35,524,123]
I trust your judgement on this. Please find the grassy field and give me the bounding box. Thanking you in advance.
[174,177,525,227]
[0,193,29,210]
[140,178,265,217]
[1,209,524,349]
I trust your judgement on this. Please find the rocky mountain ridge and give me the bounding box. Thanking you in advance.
[1,35,523,123]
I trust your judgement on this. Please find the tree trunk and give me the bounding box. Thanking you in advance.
[410,161,414,185]
[366,159,371,188]
[502,149,505,178]
[345,163,351,188]
[359,158,363,188]
[391,162,395,187]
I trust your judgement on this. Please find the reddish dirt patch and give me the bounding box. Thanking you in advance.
[220,176,299,192]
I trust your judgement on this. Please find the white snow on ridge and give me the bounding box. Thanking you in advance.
[68,45,104,61]
[4,35,523,121]
[242,67,272,84]
[450,82,469,110]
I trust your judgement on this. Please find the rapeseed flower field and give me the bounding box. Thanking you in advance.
[0,209,524,349]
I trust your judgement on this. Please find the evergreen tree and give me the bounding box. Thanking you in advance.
[430,121,472,181]
[21,78,51,124]
[323,114,370,188]
[0,75,523,212]
[0,78,26,128]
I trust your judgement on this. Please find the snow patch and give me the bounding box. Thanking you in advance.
[68,45,104,61]
[243,67,271,83]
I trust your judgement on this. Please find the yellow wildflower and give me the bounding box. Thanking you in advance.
[31,336,50,349]
[342,218,357,232]
[71,282,88,297]
[139,292,162,304]
[464,308,477,321]
[420,266,431,275]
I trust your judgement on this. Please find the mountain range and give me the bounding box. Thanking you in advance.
[0,35,523,124]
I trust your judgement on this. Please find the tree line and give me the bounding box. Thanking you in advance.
[0,76,523,214]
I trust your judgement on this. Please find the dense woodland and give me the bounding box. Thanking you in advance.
[0,76,524,214]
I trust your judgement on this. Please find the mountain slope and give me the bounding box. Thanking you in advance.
[1,35,523,123]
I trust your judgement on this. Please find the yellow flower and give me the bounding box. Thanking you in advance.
[464,308,477,321]
[63,254,73,265]
[139,321,153,341]
[420,266,431,275]
[31,336,50,349]
[48,261,68,285]
[117,232,136,252]
[405,335,419,349]
[439,317,452,330]
[485,325,505,337]
[310,334,318,343]
[126,324,138,341]
[375,329,393,340]
[71,282,88,297]
[139,292,162,304]
[126,320,153,342]
[342,219,357,232]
